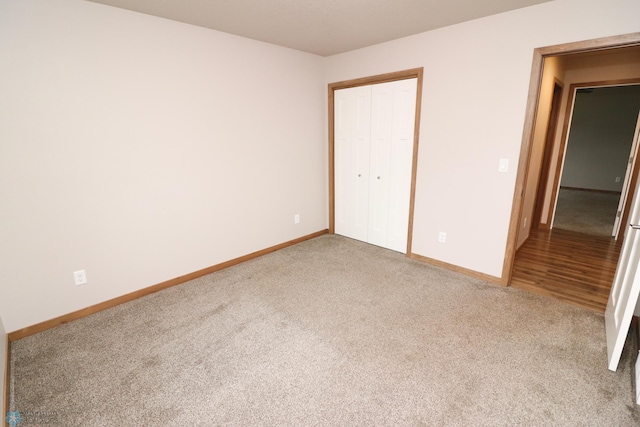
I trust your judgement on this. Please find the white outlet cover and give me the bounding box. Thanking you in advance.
[438,232,446,243]
[74,270,87,286]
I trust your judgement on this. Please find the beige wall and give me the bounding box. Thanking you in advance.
[517,56,566,249]
[326,0,640,277]
[0,0,327,332]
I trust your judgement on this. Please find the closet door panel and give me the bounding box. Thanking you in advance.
[334,85,371,241]
[334,78,417,253]
[368,81,394,249]
[387,78,418,253]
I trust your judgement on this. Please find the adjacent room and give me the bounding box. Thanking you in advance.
[2,0,640,425]
[511,47,640,312]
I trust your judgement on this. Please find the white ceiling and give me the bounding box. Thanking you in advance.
[86,0,553,56]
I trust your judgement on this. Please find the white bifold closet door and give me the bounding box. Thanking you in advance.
[334,78,417,253]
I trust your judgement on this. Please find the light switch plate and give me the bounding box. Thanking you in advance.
[498,158,509,173]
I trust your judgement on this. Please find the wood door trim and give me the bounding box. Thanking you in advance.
[329,68,423,91]
[328,68,424,255]
[502,32,640,286]
[537,32,640,56]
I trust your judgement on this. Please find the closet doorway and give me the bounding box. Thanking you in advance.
[328,68,423,254]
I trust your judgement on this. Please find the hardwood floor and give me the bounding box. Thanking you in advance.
[511,228,623,313]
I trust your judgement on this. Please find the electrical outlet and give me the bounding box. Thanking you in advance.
[438,231,446,243]
[74,270,87,286]
[294,214,300,224]
[615,176,621,183]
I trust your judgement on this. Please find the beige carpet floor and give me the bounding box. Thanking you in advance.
[8,235,640,426]
[553,188,621,237]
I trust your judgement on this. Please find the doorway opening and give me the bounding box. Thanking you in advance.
[503,33,640,310]
[551,84,640,238]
